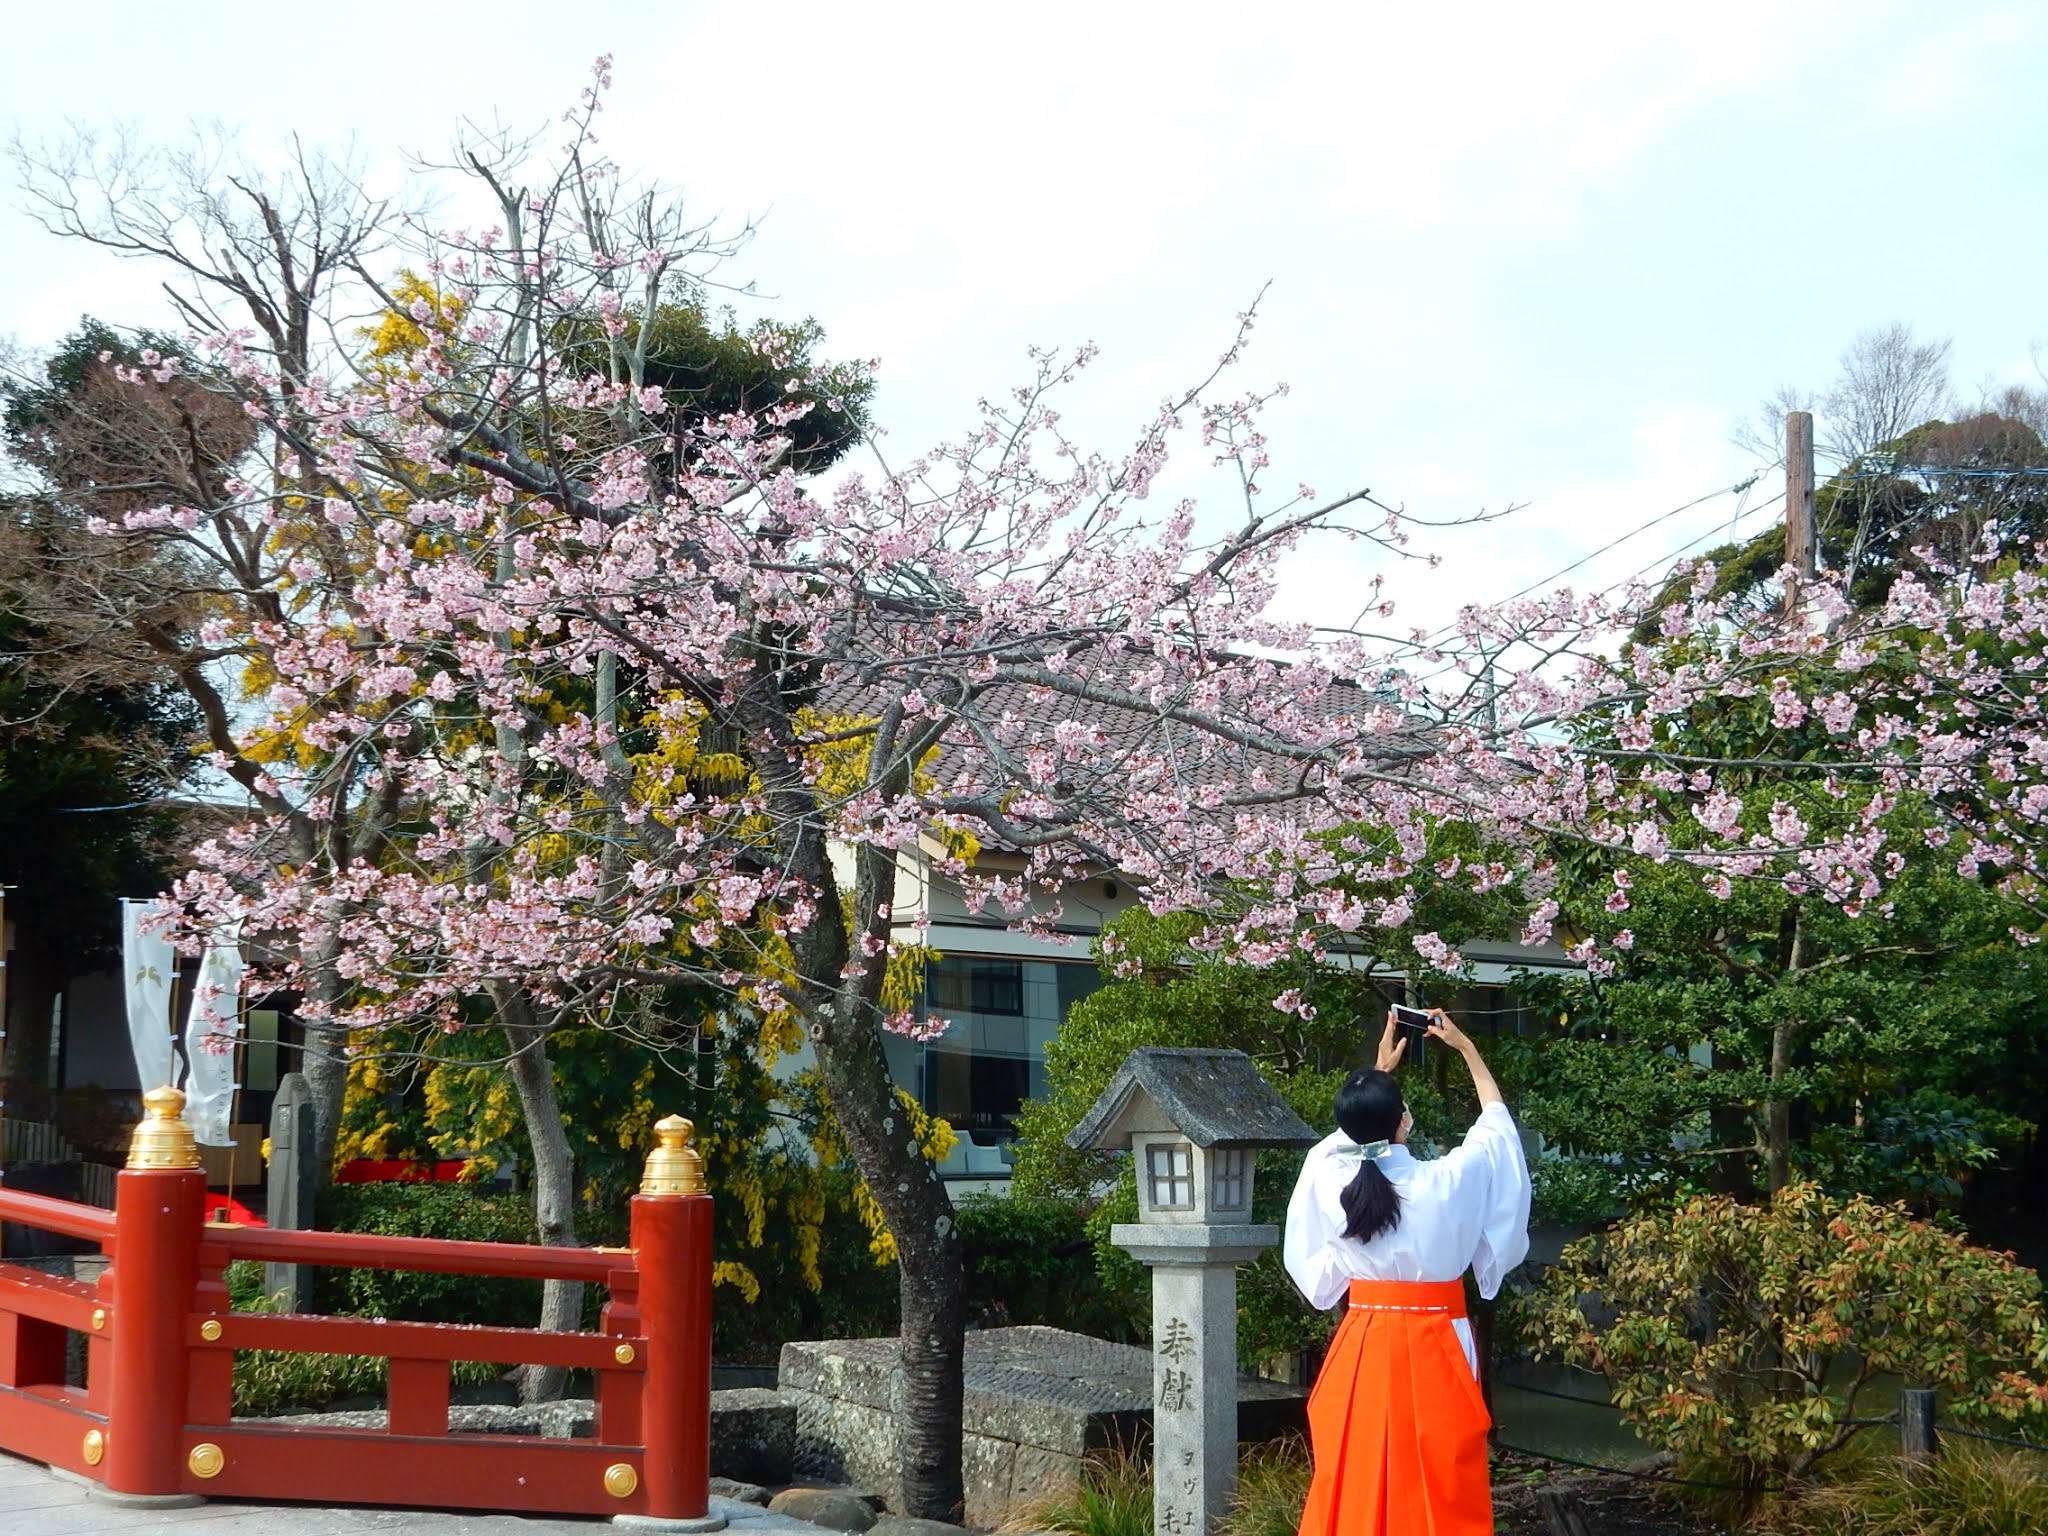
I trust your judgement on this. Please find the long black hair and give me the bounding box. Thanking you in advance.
[1333,1068,1405,1245]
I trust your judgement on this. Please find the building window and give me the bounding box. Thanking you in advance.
[923,1048,1031,1137]
[1211,1147,1249,1210]
[901,957,1097,1177]
[1146,1142,1194,1210]
[926,958,1024,1016]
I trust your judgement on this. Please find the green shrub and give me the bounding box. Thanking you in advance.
[232,1344,388,1417]
[1532,1182,2048,1488]
[314,1182,541,1329]
[224,1260,502,1415]
[1530,1153,1626,1228]
[956,1192,1141,1340]
[225,1256,269,1312]
[231,1349,504,1417]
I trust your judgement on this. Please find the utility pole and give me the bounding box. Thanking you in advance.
[1785,410,1817,581]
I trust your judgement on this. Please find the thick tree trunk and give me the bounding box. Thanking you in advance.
[3,940,60,1093]
[300,1020,350,1188]
[813,1013,966,1522]
[750,686,968,1519]
[498,997,583,1403]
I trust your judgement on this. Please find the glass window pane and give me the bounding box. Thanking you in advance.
[927,957,1024,1016]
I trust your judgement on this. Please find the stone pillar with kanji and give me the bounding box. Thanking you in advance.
[1066,1049,1318,1536]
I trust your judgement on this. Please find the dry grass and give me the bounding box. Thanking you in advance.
[1010,1437,1313,1536]
[1014,1445,1152,1536]
[1220,1436,1312,1536]
[1761,1445,2048,1536]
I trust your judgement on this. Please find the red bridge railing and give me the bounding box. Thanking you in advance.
[0,1088,720,1527]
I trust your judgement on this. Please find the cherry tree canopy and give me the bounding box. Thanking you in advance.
[17,61,2048,1517]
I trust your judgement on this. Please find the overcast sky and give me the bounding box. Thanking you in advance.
[3,0,2043,639]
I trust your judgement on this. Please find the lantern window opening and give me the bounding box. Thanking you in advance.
[1145,1141,1195,1210]
[1212,1147,1250,1211]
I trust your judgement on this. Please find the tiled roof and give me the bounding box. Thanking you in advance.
[1067,1046,1320,1150]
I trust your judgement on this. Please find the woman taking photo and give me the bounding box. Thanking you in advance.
[1283,1009,1531,1536]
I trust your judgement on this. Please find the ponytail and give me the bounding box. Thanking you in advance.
[1332,1066,1406,1245]
[1340,1158,1402,1245]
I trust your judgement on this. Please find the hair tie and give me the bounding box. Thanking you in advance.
[1353,1138,1391,1159]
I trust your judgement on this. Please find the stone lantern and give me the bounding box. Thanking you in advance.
[1068,1049,1317,1536]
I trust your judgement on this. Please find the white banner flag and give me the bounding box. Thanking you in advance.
[121,899,177,1090]
[184,926,245,1148]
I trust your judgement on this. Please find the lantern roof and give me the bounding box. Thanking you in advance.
[1066,1047,1319,1152]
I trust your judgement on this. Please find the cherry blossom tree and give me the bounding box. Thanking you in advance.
[18,63,2048,1515]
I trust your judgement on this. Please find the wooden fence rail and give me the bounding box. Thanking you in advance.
[1,1118,116,1210]
[0,1088,721,1528]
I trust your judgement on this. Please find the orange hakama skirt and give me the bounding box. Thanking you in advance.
[1296,1278,1492,1536]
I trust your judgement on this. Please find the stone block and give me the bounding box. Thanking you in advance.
[778,1326,1307,1524]
[711,1386,796,1484]
[1009,1444,1087,1513]
[959,1434,1017,1529]
[788,1386,903,1494]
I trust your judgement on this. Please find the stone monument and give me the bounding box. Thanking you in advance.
[1067,1048,1318,1536]
[265,1072,317,1309]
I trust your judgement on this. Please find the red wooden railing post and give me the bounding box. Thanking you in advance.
[629,1114,721,1529]
[103,1087,207,1497]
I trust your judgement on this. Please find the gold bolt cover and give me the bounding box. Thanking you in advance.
[639,1114,707,1197]
[614,1342,636,1365]
[127,1087,203,1171]
[90,1308,107,1331]
[200,1319,223,1342]
[604,1463,640,1499]
[82,1429,105,1466]
[188,1442,225,1479]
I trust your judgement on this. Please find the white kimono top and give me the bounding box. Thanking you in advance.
[1282,1102,1533,1377]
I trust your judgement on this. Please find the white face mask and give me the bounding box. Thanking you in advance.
[1398,1109,1413,1141]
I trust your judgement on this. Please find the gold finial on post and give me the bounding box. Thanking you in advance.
[639,1114,707,1197]
[126,1086,203,1171]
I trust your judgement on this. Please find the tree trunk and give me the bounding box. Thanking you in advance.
[752,692,968,1520]
[3,939,60,1094]
[300,1020,349,1189]
[813,1009,966,1522]
[1764,1057,1794,1194]
[498,994,582,1403]
[1764,914,1805,1194]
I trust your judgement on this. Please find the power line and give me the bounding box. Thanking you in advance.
[1605,489,1782,597]
[1360,476,1769,672]
[1401,490,1783,694]
[1493,476,1761,609]
[1842,464,2048,481]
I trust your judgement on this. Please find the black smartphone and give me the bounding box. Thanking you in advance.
[1389,1004,1433,1065]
